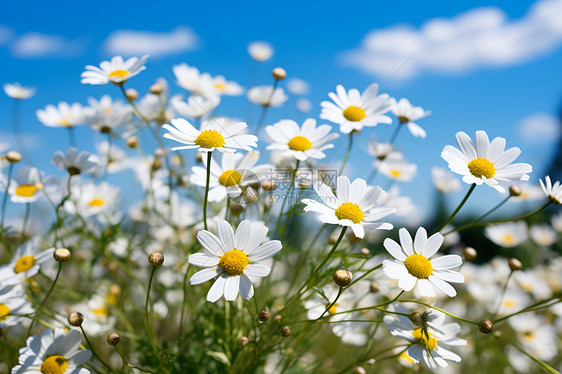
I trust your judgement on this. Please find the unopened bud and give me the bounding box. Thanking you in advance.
[54,248,71,262]
[6,151,22,163]
[274,315,282,322]
[238,336,249,346]
[261,180,276,191]
[369,282,379,293]
[509,185,521,197]
[479,319,494,334]
[508,258,523,271]
[148,252,164,267]
[333,269,353,287]
[154,148,166,158]
[281,326,291,337]
[150,83,164,95]
[230,202,244,215]
[107,332,120,346]
[272,67,287,81]
[353,367,366,374]
[360,247,370,256]
[68,312,84,327]
[463,247,477,261]
[125,88,138,101]
[151,157,163,172]
[409,312,422,326]
[258,311,270,322]
[126,136,140,148]
[196,152,203,163]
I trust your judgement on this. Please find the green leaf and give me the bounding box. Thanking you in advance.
[206,351,230,366]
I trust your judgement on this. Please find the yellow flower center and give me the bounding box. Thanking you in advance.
[15,185,37,197]
[40,355,68,374]
[404,254,433,279]
[92,306,108,317]
[218,250,250,276]
[106,286,121,306]
[195,130,226,149]
[325,302,339,315]
[504,300,515,307]
[343,106,366,122]
[0,304,10,321]
[503,235,514,244]
[334,202,364,224]
[467,157,495,179]
[88,198,105,207]
[288,136,312,152]
[389,169,402,178]
[522,331,535,341]
[108,69,129,79]
[14,256,35,273]
[215,83,226,91]
[219,170,243,187]
[412,328,437,351]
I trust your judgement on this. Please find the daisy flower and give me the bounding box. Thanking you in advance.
[432,167,461,194]
[137,77,173,123]
[37,102,84,129]
[163,117,258,153]
[484,222,528,248]
[389,98,431,138]
[320,83,392,134]
[382,227,464,297]
[52,148,98,176]
[539,175,562,204]
[302,176,395,238]
[248,41,273,62]
[247,85,288,107]
[0,283,34,328]
[188,220,282,302]
[173,63,204,93]
[66,181,120,217]
[205,75,244,97]
[377,153,417,182]
[171,94,220,119]
[0,241,54,288]
[367,138,394,161]
[8,166,43,203]
[383,304,466,369]
[190,151,271,202]
[529,224,557,247]
[81,55,148,85]
[83,95,133,133]
[4,82,36,99]
[94,140,129,174]
[12,328,92,374]
[265,119,339,161]
[441,131,532,193]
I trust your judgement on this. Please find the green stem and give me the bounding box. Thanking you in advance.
[26,262,62,337]
[494,293,562,324]
[496,335,561,374]
[399,299,479,325]
[436,183,476,233]
[67,127,76,148]
[492,270,513,318]
[475,195,511,222]
[145,267,159,355]
[80,326,114,372]
[1,163,13,229]
[317,286,343,320]
[348,264,382,288]
[338,133,354,176]
[274,160,299,239]
[203,151,213,231]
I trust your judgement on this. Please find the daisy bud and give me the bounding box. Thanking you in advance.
[258,311,270,322]
[298,180,310,189]
[126,136,140,149]
[408,312,422,326]
[150,83,164,95]
[360,247,370,256]
[353,367,366,374]
[107,332,120,346]
[274,315,282,322]
[154,148,167,158]
[508,258,523,271]
[281,326,291,337]
[54,248,71,262]
[196,152,203,163]
[369,282,379,293]
[333,269,353,287]
[509,185,522,197]
[261,180,276,191]
[151,157,163,171]
[148,252,164,267]
[479,319,494,334]
[125,88,138,101]
[238,336,249,346]
[6,151,22,163]
[68,312,84,327]
[463,247,477,261]
[272,67,287,81]
[230,202,244,215]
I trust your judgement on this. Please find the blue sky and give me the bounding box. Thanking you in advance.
[1,0,562,220]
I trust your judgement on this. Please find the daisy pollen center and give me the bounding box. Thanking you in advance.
[412,328,437,351]
[325,302,339,315]
[219,249,250,276]
[219,170,242,187]
[14,256,35,273]
[468,157,495,179]
[288,136,312,151]
[88,198,105,207]
[334,202,364,224]
[40,354,68,374]
[195,130,226,149]
[15,184,37,197]
[108,69,129,79]
[404,254,433,279]
[0,303,10,320]
[343,106,366,122]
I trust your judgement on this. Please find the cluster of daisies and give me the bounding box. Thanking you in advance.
[1,47,561,374]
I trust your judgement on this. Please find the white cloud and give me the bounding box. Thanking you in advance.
[11,32,84,58]
[104,26,199,57]
[517,113,561,144]
[342,0,562,79]
[0,25,14,46]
